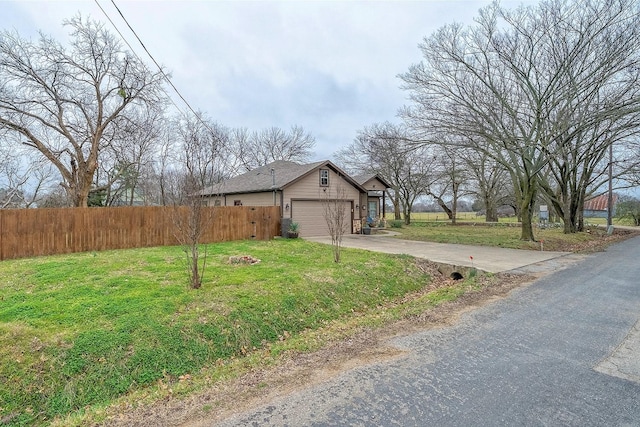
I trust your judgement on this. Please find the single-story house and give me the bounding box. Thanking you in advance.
[583,193,618,218]
[199,160,391,237]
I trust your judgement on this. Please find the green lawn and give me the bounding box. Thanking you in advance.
[385,211,520,223]
[5,221,629,426]
[385,211,633,226]
[389,221,633,252]
[0,239,433,426]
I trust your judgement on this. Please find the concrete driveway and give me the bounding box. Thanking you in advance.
[305,231,572,274]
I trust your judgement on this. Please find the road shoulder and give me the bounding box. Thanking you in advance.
[595,320,640,384]
[101,255,586,427]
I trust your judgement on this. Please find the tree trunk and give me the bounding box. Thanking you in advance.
[563,198,574,234]
[404,204,412,225]
[519,186,536,241]
[577,212,585,231]
[451,182,459,225]
[432,194,453,220]
[576,189,586,232]
[74,183,91,208]
[393,192,402,220]
[190,243,202,289]
[485,195,498,222]
[520,208,535,241]
[509,171,523,223]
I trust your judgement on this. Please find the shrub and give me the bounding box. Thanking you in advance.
[616,197,640,226]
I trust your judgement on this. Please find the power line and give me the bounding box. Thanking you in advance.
[94,0,207,122]
[92,0,186,118]
[108,0,202,116]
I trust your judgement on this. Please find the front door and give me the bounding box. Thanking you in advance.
[368,200,378,221]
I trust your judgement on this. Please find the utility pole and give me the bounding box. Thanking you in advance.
[607,143,613,232]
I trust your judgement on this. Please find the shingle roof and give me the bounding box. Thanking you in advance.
[352,174,374,185]
[200,160,327,195]
[352,173,393,189]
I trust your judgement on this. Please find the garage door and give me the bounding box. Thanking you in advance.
[291,200,353,237]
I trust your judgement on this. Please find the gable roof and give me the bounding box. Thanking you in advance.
[200,160,366,196]
[584,193,618,211]
[352,173,393,189]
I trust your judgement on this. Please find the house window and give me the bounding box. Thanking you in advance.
[319,169,329,187]
[234,200,242,206]
[214,200,221,207]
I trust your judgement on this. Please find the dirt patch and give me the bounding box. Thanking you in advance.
[535,227,638,253]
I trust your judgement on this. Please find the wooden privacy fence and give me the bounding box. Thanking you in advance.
[0,206,281,261]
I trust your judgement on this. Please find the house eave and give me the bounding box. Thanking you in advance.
[206,188,283,197]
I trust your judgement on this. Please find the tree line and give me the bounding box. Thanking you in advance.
[2,1,640,242]
[338,0,640,240]
[0,16,315,211]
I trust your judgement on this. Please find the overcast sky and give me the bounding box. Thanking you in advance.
[2,0,531,161]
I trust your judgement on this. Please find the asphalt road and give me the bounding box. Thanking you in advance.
[212,236,640,426]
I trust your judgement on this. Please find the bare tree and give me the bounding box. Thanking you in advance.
[332,133,395,214]
[0,134,55,208]
[400,0,640,239]
[0,16,165,207]
[101,107,165,206]
[37,187,72,208]
[401,6,550,240]
[169,112,227,289]
[617,140,640,190]
[321,185,350,263]
[534,0,640,233]
[154,123,180,206]
[396,151,436,225]
[226,127,251,177]
[461,147,512,222]
[133,162,166,206]
[336,122,438,224]
[616,195,640,226]
[234,125,315,171]
[424,145,471,224]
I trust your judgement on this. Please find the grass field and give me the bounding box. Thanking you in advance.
[385,220,637,252]
[391,222,595,251]
[385,211,519,222]
[2,219,636,426]
[0,239,438,426]
[384,211,633,226]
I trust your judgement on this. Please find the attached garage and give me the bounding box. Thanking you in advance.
[201,160,389,239]
[291,200,353,237]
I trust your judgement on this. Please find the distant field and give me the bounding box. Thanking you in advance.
[390,222,603,251]
[385,211,632,226]
[385,219,638,252]
[385,212,519,223]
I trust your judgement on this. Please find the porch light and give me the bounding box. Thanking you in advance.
[355,204,359,210]
[285,203,290,211]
